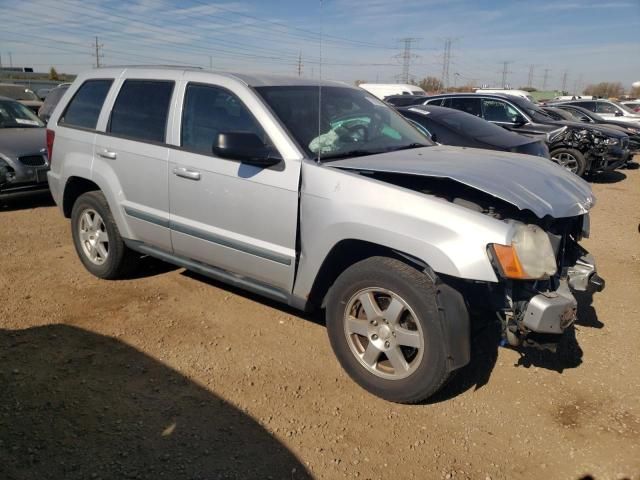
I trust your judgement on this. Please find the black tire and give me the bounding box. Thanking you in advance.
[70,191,135,279]
[325,256,456,404]
[550,148,587,177]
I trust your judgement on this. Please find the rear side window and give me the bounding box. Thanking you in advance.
[181,83,267,155]
[426,98,444,106]
[596,102,619,114]
[60,79,113,129]
[108,80,174,143]
[573,101,596,112]
[448,97,481,117]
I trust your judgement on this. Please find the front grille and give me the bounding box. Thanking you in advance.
[18,155,46,167]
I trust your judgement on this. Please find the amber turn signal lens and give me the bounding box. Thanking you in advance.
[491,244,529,279]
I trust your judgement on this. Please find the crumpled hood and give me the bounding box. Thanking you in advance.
[0,128,46,159]
[328,145,595,219]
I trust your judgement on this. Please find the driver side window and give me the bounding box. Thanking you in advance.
[482,99,524,124]
[181,83,269,156]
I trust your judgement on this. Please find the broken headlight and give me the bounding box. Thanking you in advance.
[546,126,567,143]
[603,137,619,145]
[489,224,557,280]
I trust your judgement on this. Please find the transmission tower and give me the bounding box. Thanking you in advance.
[440,39,452,91]
[93,36,104,68]
[297,51,303,77]
[527,64,535,88]
[561,71,568,92]
[500,61,513,88]
[394,37,420,83]
[542,68,551,90]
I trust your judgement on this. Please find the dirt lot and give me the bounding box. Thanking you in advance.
[1,164,639,480]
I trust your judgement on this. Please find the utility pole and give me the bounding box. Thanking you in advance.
[9,52,12,68]
[561,71,568,93]
[297,51,303,77]
[93,36,103,68]
[500,61,513,88]
[527,64,535,88]
[542,68,551,90]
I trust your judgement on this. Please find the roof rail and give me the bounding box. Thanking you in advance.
[96,65,203,70]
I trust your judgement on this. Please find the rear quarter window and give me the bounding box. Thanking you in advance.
[108,79,174,143]
[59,79,113,129]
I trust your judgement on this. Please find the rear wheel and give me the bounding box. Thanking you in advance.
[71,191,135,279]
[325,256,455,403]
[550,148,587,176]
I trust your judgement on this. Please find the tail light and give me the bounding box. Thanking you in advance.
[46,129,55,166]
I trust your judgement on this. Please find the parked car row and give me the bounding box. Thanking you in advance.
[385,92,636,177]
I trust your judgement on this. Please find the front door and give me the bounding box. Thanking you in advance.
[168,82,300,293]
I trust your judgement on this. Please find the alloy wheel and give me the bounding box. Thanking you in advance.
[78,208,109,265]
[343,287,424,380]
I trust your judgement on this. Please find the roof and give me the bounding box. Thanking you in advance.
[73,66,349,88]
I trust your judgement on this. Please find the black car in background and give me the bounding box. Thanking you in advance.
[398,105,549,157]
[384,94,429,107]
[420,93,628,176]
[551,104,640,155]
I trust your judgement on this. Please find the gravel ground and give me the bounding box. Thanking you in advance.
[1,163,639,480]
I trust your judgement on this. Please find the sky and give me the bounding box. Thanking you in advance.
[0,0,638,92]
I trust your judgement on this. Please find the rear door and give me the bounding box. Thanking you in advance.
[94,73,178,252]
[167,80,301,294]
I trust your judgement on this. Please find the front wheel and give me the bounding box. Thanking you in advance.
[325,257,455,404]
[550,148,587,176]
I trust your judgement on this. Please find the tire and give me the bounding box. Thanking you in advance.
[70,191,135,279]
[550,148,587,176]
[325,256,455,404]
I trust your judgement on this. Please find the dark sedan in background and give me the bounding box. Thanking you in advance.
[398,104,549,157]
[0,97,49,200]
[550,104,640,156]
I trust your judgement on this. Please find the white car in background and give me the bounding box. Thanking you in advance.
[359,83,426,99]
[474,88,535,103]
[551,99,640,126]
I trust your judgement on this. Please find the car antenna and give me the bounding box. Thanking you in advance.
[316,0,324,163]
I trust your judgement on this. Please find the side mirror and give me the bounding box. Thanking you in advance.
[614,110,623,117]
[512,116,527,127]
[430,132,438,143]
[579,115,590,123]
[212,132,281,167]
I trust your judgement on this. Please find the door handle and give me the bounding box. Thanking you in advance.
[97,149,117,160]
[173,167,201,180]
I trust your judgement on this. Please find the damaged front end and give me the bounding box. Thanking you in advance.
[550,126,628,172]
[483,211,605,351]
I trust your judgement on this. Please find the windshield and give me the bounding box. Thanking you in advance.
[254,85,432,160]
[0,99,45,128]
[615,101,639,115]
[0,85,39,101]
[436,110,511,137]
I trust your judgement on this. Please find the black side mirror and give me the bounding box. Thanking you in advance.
[430,132,438,143]
[512,116,527,127]
[212,132,281,166]
[614,110,623,117]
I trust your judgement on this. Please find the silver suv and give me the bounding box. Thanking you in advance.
[47,67,604,403]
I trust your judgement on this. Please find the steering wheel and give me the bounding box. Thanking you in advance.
[332,112,385,144]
